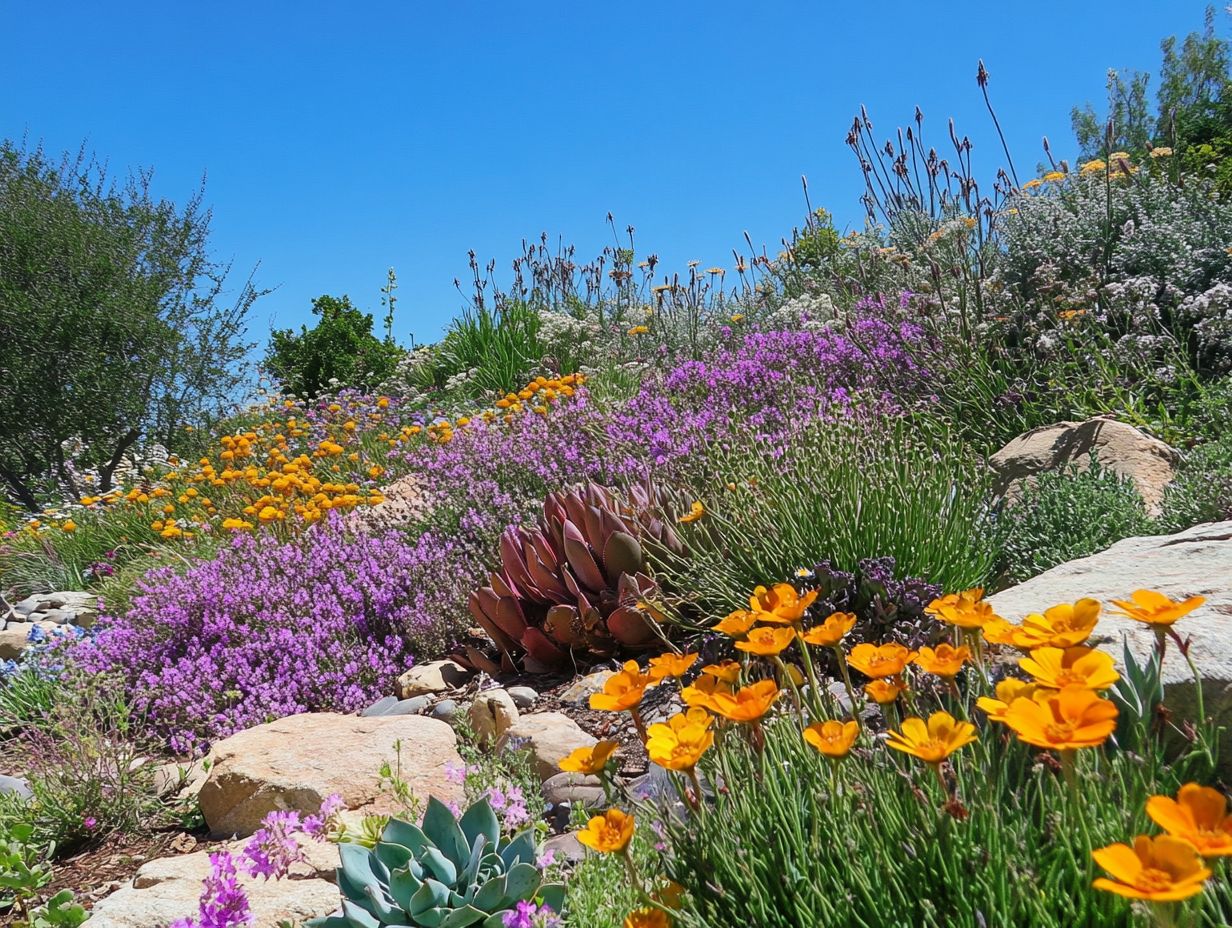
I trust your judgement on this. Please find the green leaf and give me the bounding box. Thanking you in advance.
[410,878,452,917]
[499,830,537,869]
[537,883,565,913]
[459,798,500,851]
[440,905,489,928]
[471,874,508,913]
[503,862,541,902]
[422,797,469,869]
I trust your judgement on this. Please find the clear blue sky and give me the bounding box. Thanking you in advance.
[0,1,1220,345]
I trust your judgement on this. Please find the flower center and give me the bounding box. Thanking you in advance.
[1136,867,1176,893]
[1044,722,1076,742]
[1055,670,1087,687]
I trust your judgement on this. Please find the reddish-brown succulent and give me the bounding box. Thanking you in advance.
[466,482,684,672]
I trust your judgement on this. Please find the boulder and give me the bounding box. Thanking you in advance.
[197,713,463,838]
[497,712,596,781]
[0,621,58,660]
[988,521,1232,769]
[541,771,605,809]
[507,686,538,709]
[87,834,338,928]
[990,417,1179,514]
[152,760,209,801]
[468,689,519,744]
[396,660,473,698]
[558,670,615,706]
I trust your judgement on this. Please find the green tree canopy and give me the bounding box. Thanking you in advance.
[263,294,402,399]
[1072,6,1232,181]
[0,142,258,510]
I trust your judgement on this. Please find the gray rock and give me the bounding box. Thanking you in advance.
[540,832,585,865]
[13,596,39,617]
[360,696,399,716]
[988,520,1232,772]
[507,686,538,709]
[39,608,74,625]
[430,699,461,723]
[0,774,32,801]
[541,771,605,809]
[558,670,615,706]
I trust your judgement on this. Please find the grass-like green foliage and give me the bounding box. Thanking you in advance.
[656,416,995,618]
[562,823,656,928]
[993,457,1156,585]
[438,301,548,396]
[0,506,212,598]
[3,676,167,854]
[1158,433,1232,533]
[659,687,1228,927]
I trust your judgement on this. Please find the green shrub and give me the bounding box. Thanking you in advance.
[994,457,1155,584]
[1158,433,1232,532]
[654,415,995,619]
[265,294,402,399]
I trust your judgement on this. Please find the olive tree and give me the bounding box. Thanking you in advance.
[0,141,259,509]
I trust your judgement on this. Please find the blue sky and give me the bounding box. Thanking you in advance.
[0,1,1220,345]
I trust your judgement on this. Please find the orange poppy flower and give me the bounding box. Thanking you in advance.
[925,588,1001,630]
[648,652,699,680]
[590,660,658,712]
[975,678,1047,723]
[799,612,857,647]
[886,711,977,765]
[623,908,670,928]
[700,661,742,684]
[559,740,619,775]
[864,679,906,705]
[1011,599,1101,650]
[1108,589,1206,629]
[913,643,970,678]
[681,675,734,712]
[577,808,636,854]
[1019,646,1119,691]
[847,642,917,679]
[678,501,706,524]
[803,720,859,759]
[981,618,1019,646]
[749,583,819,625]
[646,708,714,772]
[735,626,796,657]
[1147,784,1232,857]
[707,679,779,723]
[713,610,759,637]
[1092,834,1211,901]
[1002,685,1118,750]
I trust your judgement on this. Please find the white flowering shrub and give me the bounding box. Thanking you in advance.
[994,167,1232,374]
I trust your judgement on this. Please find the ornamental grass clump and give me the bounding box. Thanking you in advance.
[568,583,1229,927]
[73,518,471,753]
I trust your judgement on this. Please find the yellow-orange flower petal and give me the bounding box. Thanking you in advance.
[1147,784,1232,857]
[1108,589,1206,628]
[559,740,620,775]
[803,720,859,759]
[1092,834,1211,901]
[886,711,977,764]
[577,808,635,854]
[1019,646,1119,691]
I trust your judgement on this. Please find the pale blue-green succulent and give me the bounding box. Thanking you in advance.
[307,796,563,928]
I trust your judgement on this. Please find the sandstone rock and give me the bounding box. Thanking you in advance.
[0,621,56,660]
[559,670,614,706]
[988,521,1232,769]
[468,689,519,743]
[507,686,538,709]
[198,713,463,837]
[990,417,1179,514]
[87,834,338,928]
[541,771,605,809]
[152,760,208,801]
[497,712,596,781]
[396,659,473,698]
